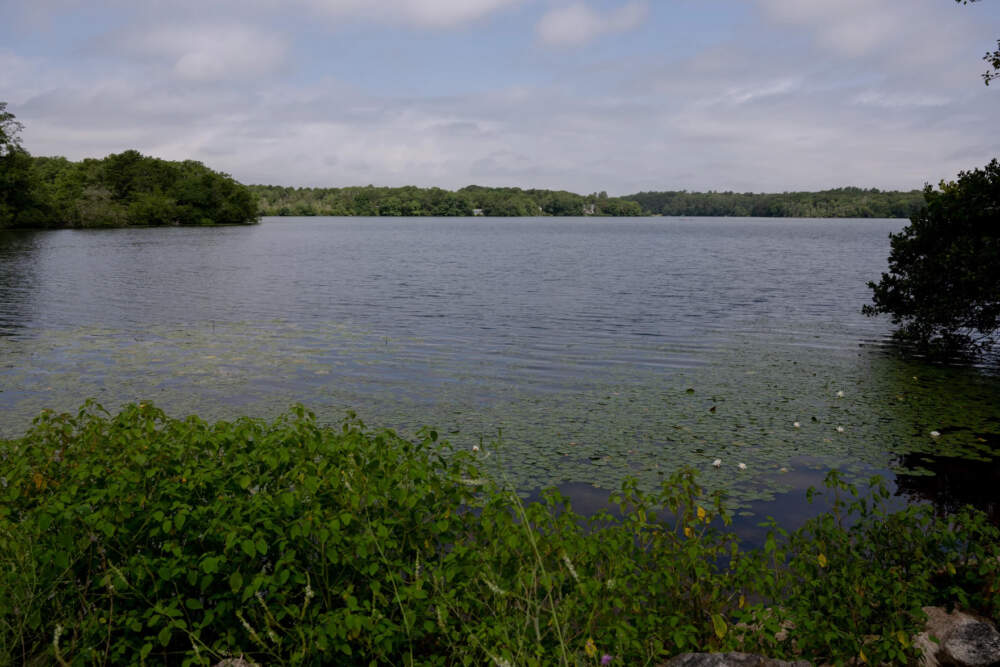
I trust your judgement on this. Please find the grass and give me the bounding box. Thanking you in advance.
[0,402,997,665]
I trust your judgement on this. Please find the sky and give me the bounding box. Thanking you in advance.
[2,0,999,195]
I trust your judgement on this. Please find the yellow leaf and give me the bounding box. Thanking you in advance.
[697,506,707,521]
[712,614,727,640]
[684,526,693,538]
[739,595,745,609]
[818,553,828,568]
[946,562,956,576]
[897,630,910,648]
[859,649,868,663]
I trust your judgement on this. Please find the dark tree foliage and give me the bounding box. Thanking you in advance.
[0,103,45,228]
[248,183,643,217]
[864,160,1000,352]
[626,188,925,218]
[0,104,258,229]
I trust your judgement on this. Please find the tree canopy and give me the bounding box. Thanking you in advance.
[0,103,258,229]
[864,159,1000,352]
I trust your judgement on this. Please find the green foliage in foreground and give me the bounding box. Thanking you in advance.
[1,404,998,666]
[626,188,925,219]
[249,184,642,217]
[865,159,1000,353]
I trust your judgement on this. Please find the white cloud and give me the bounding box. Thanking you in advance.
[118,24,288,82]
[536,1,648,46]
[293,0,524,28]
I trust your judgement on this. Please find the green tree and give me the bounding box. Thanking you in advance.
[864,160,1000,352]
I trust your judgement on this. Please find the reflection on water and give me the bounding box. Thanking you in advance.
[0,218,997,525]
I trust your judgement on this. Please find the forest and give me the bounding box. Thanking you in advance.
[249,184,644,217]
[0,152,260,229]
[625,188,926,218]
[251,183,926,218]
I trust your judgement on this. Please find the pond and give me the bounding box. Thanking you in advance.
[1,217,997,526]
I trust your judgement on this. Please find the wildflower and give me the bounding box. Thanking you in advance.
[793,421,801,428]
[305,583,315,600]
[602,654,613,665]
[585,638,597,658]
[836,426,844,433]
[712,459,722,468]
[737,462,747,470]
[562,552,580,583]
[684,526,693,538]
[836,390,844,398]
[696,506,707,521]
[483,578,507,596]
[930,430,941,438]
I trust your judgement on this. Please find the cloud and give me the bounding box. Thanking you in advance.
[276,0,525,28]
[116,23,288,82]
[536,1,647,46]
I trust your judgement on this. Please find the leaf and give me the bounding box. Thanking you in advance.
[712,613,727,640]
[230,571,243,593]
[140,643,153,660]
[158,626,172,647]
[241,539,256,558]
[818,553,828,568]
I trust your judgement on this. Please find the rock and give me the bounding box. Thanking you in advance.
[918,606,1000,667]
[660,652,810,667]
[940,622,1000,667]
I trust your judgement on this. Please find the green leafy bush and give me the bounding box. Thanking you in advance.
[1,403,997,665]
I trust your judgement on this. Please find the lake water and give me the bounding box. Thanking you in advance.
[1,217,998,525]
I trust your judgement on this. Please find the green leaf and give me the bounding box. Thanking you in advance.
[140,643,153,660]
[230,570,243,593]
[158,626,172,647]
[241,539,256,558]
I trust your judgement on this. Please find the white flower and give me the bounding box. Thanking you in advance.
[737,462,747,470]
[712,459,722,468]
[930,430,941,438]
[779,467,789,473]
[836,426,845,433]
[836,390,844,398]
[472,445,480,452]
[793,422,801,428]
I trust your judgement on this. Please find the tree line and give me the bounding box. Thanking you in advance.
[625,188,926,218]
[249,184,643,217]
[251,183,926,219]
[1,104,258,229]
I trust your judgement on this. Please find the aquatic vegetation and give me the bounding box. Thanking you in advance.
[0,404,997,665]
[1,320,998,511]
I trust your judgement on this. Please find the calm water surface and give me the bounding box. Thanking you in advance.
[1,217,998,527]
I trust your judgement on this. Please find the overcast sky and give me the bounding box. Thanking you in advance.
[2,0,999,194]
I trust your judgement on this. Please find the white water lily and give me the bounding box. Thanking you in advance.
[793,421,801,428]
[930,430,941,438]
[737,462,747,470]
[836,426,845,433]
[712,458,722,468]
[836,390,844,398]
[472,445,480,452]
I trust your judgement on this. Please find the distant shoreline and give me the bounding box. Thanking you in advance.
[250,183,925,219]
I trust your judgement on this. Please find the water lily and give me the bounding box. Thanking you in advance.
[930,430,941,438]
[836,426,844,433]
[836,390,844,398]
[737,462,747,470]
[472,445,480,452]
[793,421,801,428]
[712,458,722,468]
